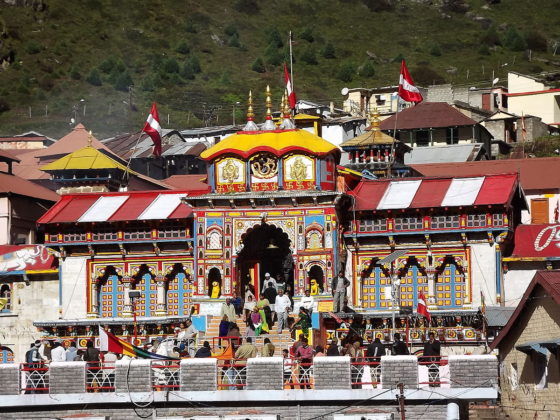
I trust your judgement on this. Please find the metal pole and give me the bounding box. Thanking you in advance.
[398,382,406,420]
[133,298,138,344]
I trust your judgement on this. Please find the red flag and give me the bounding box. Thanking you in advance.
[143,103,162,156]
[417,290,431,322]
[398,60,423,103]
[284,63,296,109]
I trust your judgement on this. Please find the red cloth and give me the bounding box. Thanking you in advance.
[142,103,162,156]
[398,60,423,103]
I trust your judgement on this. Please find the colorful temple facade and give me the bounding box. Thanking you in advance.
[26,93,526,356]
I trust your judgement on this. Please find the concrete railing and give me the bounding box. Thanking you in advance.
[0,355,498,395]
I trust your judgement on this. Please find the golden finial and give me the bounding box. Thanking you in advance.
[265,85,272,119]
[247,90,254,121]
[88,130,93,147]
[370,107,380,131]
[283,89,291,118]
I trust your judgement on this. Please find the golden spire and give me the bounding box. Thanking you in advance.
[283,89,291,118]
[247,90,255,121]
[370,107,381,132]
[262,85,276,130]
[88,130,93,147]
[265,85,272,119]
[279,89,295,130]
[243,90,259,131]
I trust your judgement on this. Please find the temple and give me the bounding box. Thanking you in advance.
[26,87,525,357]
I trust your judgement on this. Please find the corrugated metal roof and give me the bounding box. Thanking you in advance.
[38,191,194,224]
[349,173,519,211]
[404,144,484,165]
[380,102,478,130]
[485,306,515,327]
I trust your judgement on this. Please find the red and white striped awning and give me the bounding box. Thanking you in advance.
[38,191,191,224]
[350,173,519,211]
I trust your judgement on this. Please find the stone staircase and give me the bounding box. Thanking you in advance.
[468,404,509,419]
[203,315,295,354]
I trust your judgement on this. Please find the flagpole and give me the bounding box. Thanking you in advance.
[389,93,400,180]
[121,130,143,183]
[289,31,295,116]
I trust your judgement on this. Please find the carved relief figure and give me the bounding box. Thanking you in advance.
[290,157,307,181]
[251,154,278,179]
[222,160,240,183]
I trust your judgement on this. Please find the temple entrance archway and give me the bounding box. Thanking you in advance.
[236,223,293,297]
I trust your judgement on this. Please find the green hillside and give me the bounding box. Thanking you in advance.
[0,0,559,138]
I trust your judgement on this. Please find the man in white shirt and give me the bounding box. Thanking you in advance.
[275,288,292,334]
[263,273,278,290]
[50,340,66,362]
[300,289,315,315]
[178,319,198,357]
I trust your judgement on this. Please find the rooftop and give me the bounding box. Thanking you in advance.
[200,128,340,161]
[0,171,59,201]
[379,102,479,130]
[491,270,560,350]
[411,157,560,191]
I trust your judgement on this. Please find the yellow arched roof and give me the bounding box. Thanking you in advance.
[200,129,339,161]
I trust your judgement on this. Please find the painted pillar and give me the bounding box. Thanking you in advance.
[122,276,133,317]
[87,274,99,319]
[495,243,503,304]
[155,273,168,316]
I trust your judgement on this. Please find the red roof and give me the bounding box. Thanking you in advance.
[507,224,560,259]
[411,157,560,192]
[379,102,477,130]
[38,190,194,225]
[0,172,59,201]
[490,270,560,350]
[163,174,210,193]
[349,173,519,211]
[33,124,113,158]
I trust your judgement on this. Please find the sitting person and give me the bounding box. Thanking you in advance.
[194,341,212,358]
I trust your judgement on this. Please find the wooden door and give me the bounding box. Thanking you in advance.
[531,198,549,224]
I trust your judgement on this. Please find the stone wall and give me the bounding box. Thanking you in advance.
[0,354,498,395]
[49,361,86,394]
[0,355,498,420]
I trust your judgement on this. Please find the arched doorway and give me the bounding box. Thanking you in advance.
[236,223,293,297]
[307,264,325,295]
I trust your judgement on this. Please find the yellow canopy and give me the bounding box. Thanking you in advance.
[201,129,339,161]
[40,146,135,173]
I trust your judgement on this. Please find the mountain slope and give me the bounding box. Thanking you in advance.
[0,0,559,138]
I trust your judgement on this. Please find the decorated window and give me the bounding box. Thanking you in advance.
[123,229,151,240]
[158,225,186,239]
[394,217,422,231]
[134,273,158,317]
[359,219,387,232]
[63,231,87,242]
[167,272,192,317]
[306,229,323,249]
[431,215,460,229]
[206,228,223,250]
[99,275,124,317]
[492,213,505,227]
[93,227,118,241]
[467,214,486,228]
[0,284,11,313]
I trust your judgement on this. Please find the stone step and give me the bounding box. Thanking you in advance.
[203,315,295,352]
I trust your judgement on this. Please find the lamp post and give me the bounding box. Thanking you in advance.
[232,101,240,126]
[391,275,401,334]
[129,290,141,344]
